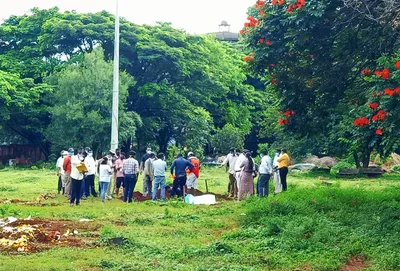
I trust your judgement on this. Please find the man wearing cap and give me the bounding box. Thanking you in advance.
[70,149,85,206]
[122,150,139,203]
[219,148,238,198]
[84,148,97,198]
[186,152,200,195]
[143,152,156,197]
[56,151,68,195]
[62,148,74,197]
[170,153,193,197]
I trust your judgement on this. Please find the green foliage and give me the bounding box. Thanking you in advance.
[330,161,356,175]
[212,124,245,154]
[242,0,400,160]
[45,48,141,153]
[391,165,400,174]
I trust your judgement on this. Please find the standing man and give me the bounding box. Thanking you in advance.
[62,148,73,197]
[114,154,125,197]
[277,149,290,191]
[56,151,66,195]
[186,152,200,195]
[234,149,247,192]
[122,151,139,203]
[152,153,167,201]
[84,148,97,198]
[219,148,238,198]
[70,150,85,206]
[170,153,193,198]
[140,147,152,192]
[106,150,116,199]
[143,152,156,197]
[273,149,282,194]
[257,151,273,197]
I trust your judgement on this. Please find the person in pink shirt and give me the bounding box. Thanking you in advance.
[114,154,125,197]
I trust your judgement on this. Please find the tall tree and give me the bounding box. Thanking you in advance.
[45,49,141,154]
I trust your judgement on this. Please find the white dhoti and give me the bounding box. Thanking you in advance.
[273,170,282,193]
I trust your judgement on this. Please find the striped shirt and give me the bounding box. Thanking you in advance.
[122,158,139,175]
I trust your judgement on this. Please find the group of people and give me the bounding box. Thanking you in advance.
[55,147,201,205]
[56,146,289,205]
[220,148,290,200]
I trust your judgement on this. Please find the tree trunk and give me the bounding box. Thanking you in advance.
[353,151,361,169]
[361,149,372,168]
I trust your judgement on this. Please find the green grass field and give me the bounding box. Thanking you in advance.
[0,167,400,271]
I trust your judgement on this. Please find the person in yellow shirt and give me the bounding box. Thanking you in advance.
[277,149,290,191]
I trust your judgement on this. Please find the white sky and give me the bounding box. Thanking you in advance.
[0,0,255,34]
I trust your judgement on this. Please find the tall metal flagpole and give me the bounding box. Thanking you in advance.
[111,0,120,152]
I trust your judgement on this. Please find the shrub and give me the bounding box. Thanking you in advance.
[330,161,356,175]
[391,164,400,173]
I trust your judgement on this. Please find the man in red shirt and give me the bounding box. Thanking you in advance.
[186,152,200,195]
[62,148,73,196]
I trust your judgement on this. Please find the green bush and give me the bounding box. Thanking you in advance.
[391,164,400,173]
[330,161,356,175]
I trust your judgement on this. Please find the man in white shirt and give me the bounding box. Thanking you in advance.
[219,148,238,198]
[152,153,167,201]
[273,149,282,194]
[70,150,85,206]
[84,148,97,198]
[56,151,67,195]
[257,152,273,197]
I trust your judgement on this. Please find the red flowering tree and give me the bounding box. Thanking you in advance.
[242,0,400,161]
[349,52,400,166]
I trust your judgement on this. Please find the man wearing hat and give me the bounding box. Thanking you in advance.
[56,151,68,195]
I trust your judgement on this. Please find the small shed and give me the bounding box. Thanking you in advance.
[0,144,45,165]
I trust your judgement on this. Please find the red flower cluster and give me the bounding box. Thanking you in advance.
[259,10,265,17]
[266,40,272,45]
[354,117,370,127]
[287,0,306,12]
[375,68,390,80]
[244,16,260,28]
[254,0,265,8]
[376,128,383,135]
[279,118,289,125]
[283,110,295,117]
[384,88,395,96]
[368,103,379,110]
[361,69,371,75]
[395,61,400,69]
[371,110,388,121]
[244,55,253,62]
[259,38,264,43]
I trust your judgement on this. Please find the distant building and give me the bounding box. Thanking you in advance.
[210,21,239,42]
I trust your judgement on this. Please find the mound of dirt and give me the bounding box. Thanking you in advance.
[340,256,369,271]
[0,218,100,253]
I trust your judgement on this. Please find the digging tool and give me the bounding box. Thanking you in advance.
[205,179,209,193]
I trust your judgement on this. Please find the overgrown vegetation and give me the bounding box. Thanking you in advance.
[0,169,399,270]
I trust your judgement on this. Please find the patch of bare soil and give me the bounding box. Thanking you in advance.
[340,256,369,271]
[0,218,100,253]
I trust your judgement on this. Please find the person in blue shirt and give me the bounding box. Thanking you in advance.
[170,153,193,197]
